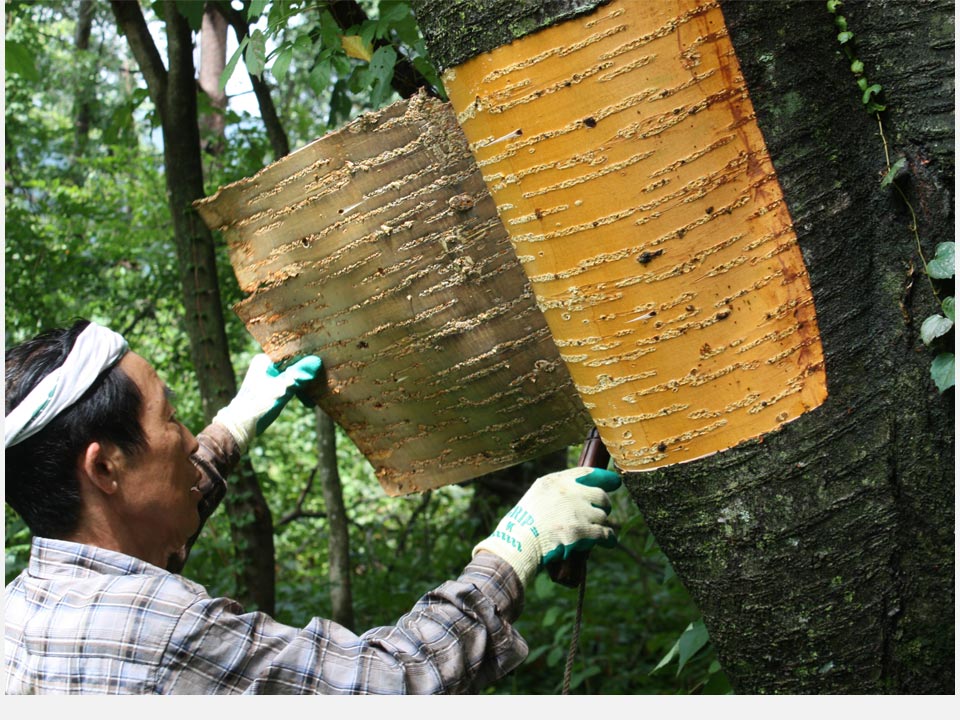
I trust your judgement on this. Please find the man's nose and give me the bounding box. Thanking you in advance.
[183,425,200,456]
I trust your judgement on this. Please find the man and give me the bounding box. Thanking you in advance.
[4,319,622,694]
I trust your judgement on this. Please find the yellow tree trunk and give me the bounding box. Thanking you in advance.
[439,0,828,471]
[196,91,592,495]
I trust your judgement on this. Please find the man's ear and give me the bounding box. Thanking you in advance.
[79,441,124,495]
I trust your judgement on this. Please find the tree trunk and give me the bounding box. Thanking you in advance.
[110,0,277,613]
[72,0,95,165]
[412,0,954,693]
[198,2,228,154]
[316,407,354,630]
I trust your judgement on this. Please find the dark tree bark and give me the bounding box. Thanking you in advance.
[110,0,277,614]
[72,0,95,163]
[412,0,954,694]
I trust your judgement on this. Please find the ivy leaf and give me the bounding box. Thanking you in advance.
[341,35,373,62]
[861,83,883,105]
[931,353,954,393]
[245,29,267,78]
[943,296,955,322]
[926,242,955,279]
[920,314,953,345]
[220,36,249,92]
[880,157,908,188]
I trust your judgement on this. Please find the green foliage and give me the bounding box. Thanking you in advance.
[221,0,445,135]
[920,243,955,393]
[826,1,884,113]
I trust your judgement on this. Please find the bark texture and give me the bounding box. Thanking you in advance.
[439,0,828,472]
[411,0,610,71]
[414,0,954,694]
[626,0,954,693]
[196,90,593,495]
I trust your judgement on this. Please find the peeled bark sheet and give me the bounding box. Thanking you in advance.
[195,91,593,495]
[439,0,829,471]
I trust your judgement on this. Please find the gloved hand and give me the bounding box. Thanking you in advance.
[213,354,322,452]
[472,467,622,587]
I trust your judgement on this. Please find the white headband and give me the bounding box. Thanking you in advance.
[4,322,129,448]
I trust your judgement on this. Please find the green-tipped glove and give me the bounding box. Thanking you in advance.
[472,467,622,587]
[213,354,322,453]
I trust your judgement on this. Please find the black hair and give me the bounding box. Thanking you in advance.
[5,319,147,539]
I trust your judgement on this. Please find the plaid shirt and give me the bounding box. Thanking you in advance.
[4,425,528,694]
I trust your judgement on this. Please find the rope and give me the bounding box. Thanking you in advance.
[561,564,587,694]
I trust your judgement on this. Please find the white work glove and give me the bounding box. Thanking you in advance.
[213,354,322,453]
[473,467,622,587]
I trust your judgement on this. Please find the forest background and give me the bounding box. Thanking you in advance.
[3,0,728,694]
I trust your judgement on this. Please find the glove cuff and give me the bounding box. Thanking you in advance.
[473,535,539,588]
[212,406,252,454]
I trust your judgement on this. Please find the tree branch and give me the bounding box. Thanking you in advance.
[109,1,168,110]
[276,466,327,527]
[215,0,290,158]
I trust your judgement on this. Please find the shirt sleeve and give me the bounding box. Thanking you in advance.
[165,422,240,573]
[158,551,528,694]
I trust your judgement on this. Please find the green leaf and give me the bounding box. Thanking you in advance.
[247,0,269,21]
[880,157,907,188]
[308,59,333,95]
[245,29,267,78]
[5,41,40,82]
[826,0,843,12]
[942,296,955,322]
[650,638,679,674]
[271,46,293,82]
[834,15,847,31]
[568,665,602,690]
[220,36,249,93]
[542,605,561,628]
[861,83,882,105]
[175,1,204,31]
[926,242,955,279]
[837,31,854,44]
[931,353,955,392]
[920,314,953,345]
[850,59,864,74]
[368,45,398,106]
[677,620,710,674]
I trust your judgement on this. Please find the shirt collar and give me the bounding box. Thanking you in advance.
[27,536,167,581]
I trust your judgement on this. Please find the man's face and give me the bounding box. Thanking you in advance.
[114,352,203,564]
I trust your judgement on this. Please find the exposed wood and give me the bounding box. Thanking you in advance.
[196,90,593,495]
[440,0,828,471]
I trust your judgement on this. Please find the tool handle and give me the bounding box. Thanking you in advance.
[547,427,612,588]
